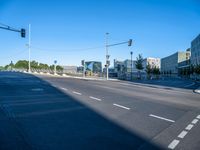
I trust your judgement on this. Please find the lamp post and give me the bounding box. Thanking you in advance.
[130,51,133,80]
[54,60,57,75]
[28,24,31,73]
[105,32,109,80]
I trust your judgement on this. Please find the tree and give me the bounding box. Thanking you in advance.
[135,54,144,79]
[15,60,28,70]
[135,54,144,70]
[145,63,151,75]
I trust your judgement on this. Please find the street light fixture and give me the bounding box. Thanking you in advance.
[130,51,133,80]
[105,32,109,80]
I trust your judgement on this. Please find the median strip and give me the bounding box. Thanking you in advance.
[89,96,101,101]
[149,114,175,123]
[113,103,130,110]
[72,91,82,95]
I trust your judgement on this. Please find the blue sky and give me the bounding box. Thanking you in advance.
[0,0,200,66]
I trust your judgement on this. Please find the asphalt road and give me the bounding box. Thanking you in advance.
[0,72,200,150]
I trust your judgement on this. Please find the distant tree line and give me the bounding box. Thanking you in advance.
[3,60,63,72]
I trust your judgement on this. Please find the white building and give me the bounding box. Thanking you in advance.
[142,57,160,70]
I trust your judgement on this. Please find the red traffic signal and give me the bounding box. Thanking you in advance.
[21,28,26,38]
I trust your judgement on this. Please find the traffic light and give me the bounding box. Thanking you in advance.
[128,39,132,46]
[21,28,26,38]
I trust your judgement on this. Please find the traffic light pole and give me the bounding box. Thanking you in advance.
[0,24,26,37]
[105,36,132,81]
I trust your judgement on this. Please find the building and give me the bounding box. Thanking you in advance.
[191,34,200,66]
[161,50,191,75]
[142,57,160,70]
[85,61,102,73]
[113,59,124,73]
[114,59,137,73]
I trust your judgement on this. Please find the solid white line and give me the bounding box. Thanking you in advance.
[191,119,198,124]
[178,130,188,139]
[72,91,82,95]
[168,139,180,149]
[89,96,101,101]
[113,103,130,110]
[196,115,200,119]
[149,114,175,123]
[185,124,194,131]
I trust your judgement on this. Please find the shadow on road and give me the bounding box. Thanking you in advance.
[0,72,163,150]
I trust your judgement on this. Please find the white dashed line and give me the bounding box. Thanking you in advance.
[178,130,188,139]
[191,119,198,124]
[168,139,180,149]
[72,91,82,95]
[61,87,68,91]
[168,114,200,149]
[149,114,175,123]
[89,96,101,101]
[113,103,130,110]
[185,124,194,131]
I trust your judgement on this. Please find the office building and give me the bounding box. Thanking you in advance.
[191,34,200,66]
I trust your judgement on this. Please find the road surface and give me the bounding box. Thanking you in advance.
[0,71,199,150]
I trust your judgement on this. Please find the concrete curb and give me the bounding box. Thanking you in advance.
[28,71,119,82]
[194,87,200,94]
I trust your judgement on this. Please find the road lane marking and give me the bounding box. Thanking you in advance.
[191,119,198,124]
[89,96,101,101]
[167,115,200,149]
[149,114,175,123]
[185,124,194,130]
[178,130,188,139]
[113,103,130,110]
[168,140,180,149]
[72,91,82,95]
[61,87,68,91]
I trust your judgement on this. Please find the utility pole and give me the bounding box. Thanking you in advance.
[28,24,31,73]
[105,32,109,80]
[130,51,133,80]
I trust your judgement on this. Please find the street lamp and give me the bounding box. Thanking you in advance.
[105,32,109,80]
[54,60,57,75]
[28,24,31,73]
[130,51,133,80]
